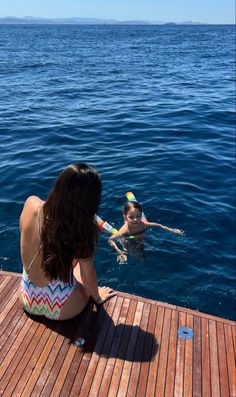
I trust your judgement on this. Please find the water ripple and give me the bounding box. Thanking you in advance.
[0,24,235,320]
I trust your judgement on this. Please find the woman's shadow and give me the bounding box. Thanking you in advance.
[26,298,158,362]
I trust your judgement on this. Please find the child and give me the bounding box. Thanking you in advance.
[108,201,184,263]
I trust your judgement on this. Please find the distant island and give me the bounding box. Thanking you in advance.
[0,16,207,25]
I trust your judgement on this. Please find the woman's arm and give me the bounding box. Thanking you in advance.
[146,222,184,235]
[73,257,116,304]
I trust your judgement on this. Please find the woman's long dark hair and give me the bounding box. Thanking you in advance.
[41,163,102,283]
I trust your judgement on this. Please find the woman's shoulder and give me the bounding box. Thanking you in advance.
[24,195,44,207]
[22,196,44,213]
[20,196,44,227]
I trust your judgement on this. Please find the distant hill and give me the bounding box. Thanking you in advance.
[0,16,207,25]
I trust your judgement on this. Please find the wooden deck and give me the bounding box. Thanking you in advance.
[0,270,235,397]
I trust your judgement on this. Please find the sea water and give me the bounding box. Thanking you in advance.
[0,24,235,320]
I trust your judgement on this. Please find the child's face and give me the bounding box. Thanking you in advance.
[125,209,142,225]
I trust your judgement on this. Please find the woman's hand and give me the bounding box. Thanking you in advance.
[96,286,117,304]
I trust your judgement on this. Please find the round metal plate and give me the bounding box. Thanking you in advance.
[74,337,85,347]
[177,326,194,339]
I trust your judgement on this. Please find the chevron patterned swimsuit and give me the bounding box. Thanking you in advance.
[21,268,77,320]
[21,205,78,320]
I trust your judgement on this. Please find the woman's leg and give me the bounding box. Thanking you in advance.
[19,281,89,320]
[58,283,90,320]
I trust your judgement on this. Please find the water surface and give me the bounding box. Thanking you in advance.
[0,24,235,320]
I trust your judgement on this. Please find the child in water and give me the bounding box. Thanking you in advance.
[108,201,184,263]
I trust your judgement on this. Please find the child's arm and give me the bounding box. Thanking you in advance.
[145,221,184,235]
[108,224,127,253]
[108,234,128,264]
[108,225,128,264]
[108,234,125,254]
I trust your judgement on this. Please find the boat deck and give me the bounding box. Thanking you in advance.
[0,270,235,396]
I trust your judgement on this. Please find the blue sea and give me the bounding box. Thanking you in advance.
[0,24,235,320]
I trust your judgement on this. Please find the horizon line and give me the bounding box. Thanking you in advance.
[0,16,234,25]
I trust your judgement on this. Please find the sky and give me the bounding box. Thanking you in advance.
[0,0,235,24]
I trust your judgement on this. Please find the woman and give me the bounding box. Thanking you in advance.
[19,163,116,320]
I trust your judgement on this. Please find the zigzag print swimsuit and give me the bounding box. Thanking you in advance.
[21,268,77,320]
[21,204,78,320]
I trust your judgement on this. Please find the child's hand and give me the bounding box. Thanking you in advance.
[117,251,128,264]
[173,229,184,235]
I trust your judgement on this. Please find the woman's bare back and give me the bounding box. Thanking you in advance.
[20,195,49,286]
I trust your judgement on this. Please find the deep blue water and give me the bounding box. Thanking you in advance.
[0,24,235,320]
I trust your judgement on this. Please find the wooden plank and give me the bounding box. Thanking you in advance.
[209,320,220,397]
[0,297,21,338]
[155,308,172,397]
[177,306,236,326]
[145,306,165,397]
[39,303,100,397]
[87,298,125,397]
[193,315,201,397]
[107,299,137,397]
[224,324,236,397]
[58,301,110,397]
[174,311,186,397]
[97,298,130,397]
[0,288,21,326]
[164,309,179,397]
[0,313,34,367]
[24,318,72,397]
[0,274,6,283]
[183,314,193,397]
[126,302,151,397]
[0,275,19,302]
[73,297,123,397]
[0,319,40,390]
[0,270,21,277]
[50,343,78,397]
[0,312,27,365]
[0,277,19,314]
[201,318,211,397]
[135,303,158,397]
[38,317,80,396]
[115,300,144,397]
[117,290,177,310]
[0,275,11,294]
[232,325,236,357]
[69,297,118,397]
[3,323,50,396]
[217,321,230,397]
[21,326,62,396]
[0,274,19,291]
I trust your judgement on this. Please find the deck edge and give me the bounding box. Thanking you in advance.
[0,270,235,325]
